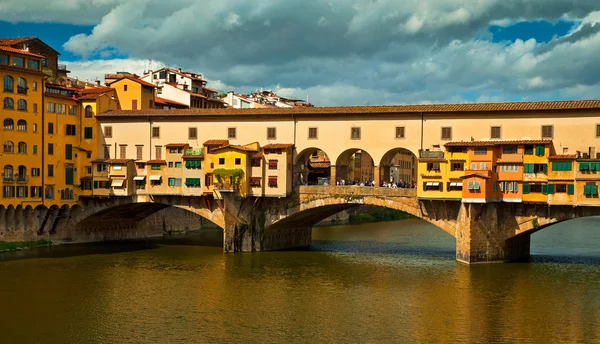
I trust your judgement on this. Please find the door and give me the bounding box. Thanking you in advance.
[132,99,138,110]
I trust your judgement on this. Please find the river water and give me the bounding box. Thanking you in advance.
[1,218,599,343]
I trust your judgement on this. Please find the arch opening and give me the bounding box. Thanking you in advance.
[335,148,375,186]
[294,147,331,185]
[379,148,419,188]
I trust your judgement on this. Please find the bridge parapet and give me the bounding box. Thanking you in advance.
[297,185,417,198]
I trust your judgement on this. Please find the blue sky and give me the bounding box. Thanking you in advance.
[1,0,599,105]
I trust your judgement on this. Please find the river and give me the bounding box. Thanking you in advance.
[1,217,599,343]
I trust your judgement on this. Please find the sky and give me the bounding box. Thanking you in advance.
[1,0,600,106]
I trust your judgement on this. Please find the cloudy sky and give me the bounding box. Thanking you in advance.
[1,0,600,105]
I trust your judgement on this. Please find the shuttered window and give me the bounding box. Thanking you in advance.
[228,127,236,139]
[541,125,553,139]
[395,126,405,139]
[152,127,160,138]
[308,127,317,139]
[268,160,278,170]
[250,177,261,187]
[189,127,197,139]
[552,161,572,171]
[567,184,575,195]
[65,144,72,160]
[522,183,530,194]
[84,127,93,139]
[267,127,276,140]
[441,127,452,140]
[65,167,74,185]
[491,126,501,139]
[268,176,278,187]
[351,127,361,139]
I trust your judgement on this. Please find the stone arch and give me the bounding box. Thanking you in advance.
[267,195,457,237]
[506,205,600,240]
[0,206,6,233]
[334,148,376,185]
[14,205,23,232]
[23,205,36,233]
[5,205,15,232]
[294,147,332,185]
[379,147,419,186]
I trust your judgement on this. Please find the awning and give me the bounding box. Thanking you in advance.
[450,182,457,187]
[456,182,463,187]
[133,176,146,181]
[426,182,434,186]
[111,179,124,187]
[432,182,440,186]
[185,178,201,186]
[149,175,161,181]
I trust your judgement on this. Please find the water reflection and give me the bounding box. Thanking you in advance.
[0,219,598,343]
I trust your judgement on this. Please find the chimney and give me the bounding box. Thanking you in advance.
[95,80,101,86]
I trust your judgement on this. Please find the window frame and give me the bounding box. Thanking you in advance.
[267,127,276,140]
[308,127,318,139]
[441,127,452,140]
[350,127,361,140]
[227,127,236,139]
[541,125,554,139]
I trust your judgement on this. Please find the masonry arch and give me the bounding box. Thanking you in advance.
[4,204,15,232]
[379,147,419,186]
[294,147,332,185]
[334,148,375,185]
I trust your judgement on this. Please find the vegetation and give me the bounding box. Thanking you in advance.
[213,168,244,186]
[349,209,413,224]
[0,240,52,252]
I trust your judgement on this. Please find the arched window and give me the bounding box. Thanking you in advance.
[17,165,26,181]
[17,142,27,154]
[3,165,13,181]
[3,140,14,153]
[61,188,74,200]
[4,97,14,109]
[45,185,54,199]
[17,77,27,94]
[3,75,13,92]
[85,105,93,118]
[17,119,26,132]
[17,99,26,111]
[3,118,14,130]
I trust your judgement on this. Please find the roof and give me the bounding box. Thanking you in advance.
[79,176,93,181]
[91,159,107,163]
[0,37,36,45]
[105,159,134,164]
[108,76,156,88]
[203,87,217,93]
[309,161,331,169]
[418,158,447,163]
[252,152,264,159]
[94,100,600,118]
[460,173,491,179]
[165,143,188,148]
[81,87,113,94]
[78,93,105,100]
[146,160,166,164]
[203,139,229,146]
[0,46,44,58]
[549,154,578,160]
[211,144,258,153]
[445,139,552,147]
[263,143,293,149]
[155,97,189,108]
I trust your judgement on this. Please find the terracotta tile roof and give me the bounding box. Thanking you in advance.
[549,154,578,160]
[185,90,207,99]
[0,46,44,58]
[0,64,44,76]
[0,37,36,45]
[108,76,156,88]
[203,139,229,146]
[155,97,189,108]
[203,87,217,93]
[445,139,552,147]
[146,160,166,164]
[460,173,491,179]
[105,159,134,164]
[165,143,188,147]
[81,87,113,94]
[79,176,93,181]
[91,159,107,163]
[309,161,331,169]
[182,155,204,160]
[263,143,293,149]
[418,158,447,162]
[95,100,600,119]
[252,152,264,159]
[211,144,258,153]
[78,93,104,100]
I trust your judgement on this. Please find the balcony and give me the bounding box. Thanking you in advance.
[16,175,28,183]
[17,86,27,95]
[419,150,444,159]
[2,173,14,183]
[184,149,204,158]
[58,64,68,70]
[214,183,239,192]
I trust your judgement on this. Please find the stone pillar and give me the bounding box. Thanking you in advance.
[455,202,530,264]
[381,165,391,184]
[330,165,336,186]
[374,166,381,187]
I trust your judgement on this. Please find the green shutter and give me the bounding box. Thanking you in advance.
[543,164,548,174]
[580,162,590,171]
[522,183,530,194]
[93,180,98,188]
[592,185,599,195]
[565,162,572,171]
[185,160,191,169]
[65,144,72,160]
[567,184,575,195]
[84,127,93,139]
[542,184,548,195]
[552,162,559,171]
[547,184,555,195]
[524,164,533,173]
[33,145,37,154]
[65,167,74,185]
[105,182,110,189]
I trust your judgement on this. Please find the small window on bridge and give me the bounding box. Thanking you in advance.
[441,127,452,140]
[219,158,225,165]
[351,127,361,140]
[555,184,567,193]
[308,127,317,139]
[395,126,405,139]
[490,126,501,139]
[451,162,464,171]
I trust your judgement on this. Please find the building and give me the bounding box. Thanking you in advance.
[107,76,156,110]
[389,150,416,184]
[222,89,312,109]
[0,37,64,82]
[1,44,45,206]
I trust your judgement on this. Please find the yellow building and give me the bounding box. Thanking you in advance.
[108,76,156,110]
[417,150,452,199]
[522,140,551,203]
[1,46,44,207]
[210,143,259,198]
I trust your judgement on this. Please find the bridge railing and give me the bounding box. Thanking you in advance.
[297,185,417,197]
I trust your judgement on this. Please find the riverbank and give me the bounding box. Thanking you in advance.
[0,240,52,253]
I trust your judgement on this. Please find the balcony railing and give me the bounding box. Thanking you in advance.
[16,175,28,183]
[419,150,444,159]
[214,183,239,192]
[17,86,27,95]
[184,149,204,157]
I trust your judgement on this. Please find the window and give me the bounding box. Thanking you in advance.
[48,122,54,134]
[351,127,361,139]
[45,185,54,199]
[3,186,15,198]
[251,158,261,167]
[597,124,600,138]
[47,102,55,113]
[467,181,481,191]
[11,56,24,67]
[529,184,543,193]
[65,167,74,186]
[189,127,197,139]
[4,118,14,130]
[87,151,91,159]
[447,182,463,191]
[47,164,54,177]
[268,160,278,170]
[57,104,65,114]
[168,178,182,187]
[524,145,534,155]
[3,75,13,92]
[17,142,26,154]
[542,125,554,139]
[533,163,547,174]
[552,161,572,172]
[100,125,111,138]
[30,186,42,198]
[489,126,501,139]
[65,144,73,160]
[499,181,519,193]
[228,127,236,139]
[584,182,599,196]
[124,84,128,92]
[32,81,38,91]
[136,145,143,160]
[31,168,40,177]
[28,59,39,70]
[33,103,37,113]
[451,162,464,171]
[3,97,14,109]
[502,145,517,154]
[394,126,406,139]
[120,145,127,159]
[17,99,26,110]
[84,127,93,139]
[168,162,174,168]
[423,182,443,191]
[250,177,261,187]
[235,158,242,165]
[68,105,77,115]
[155,146,162,160]
[151,164,161,171]
[0,54,7,65]
[47,143,54,155]
[555,184,567,193]
[175,162,182,168]
[85,105,93,118]
[267,127,276,140]
[103,145,110,159]
[66,124,76,136]
[479,162,487,170]
[441,127,452,140]
[152,127,160,138]
[159,71,167,79]
[96,163,108,172]
[3,165,13,181]
[268,176,278,188]
[426,163,440,171]
[17,119,26,131]
[500,164,519,172]
[474,147,487,155]
[309,127,318,139]
[219,158,225,165]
